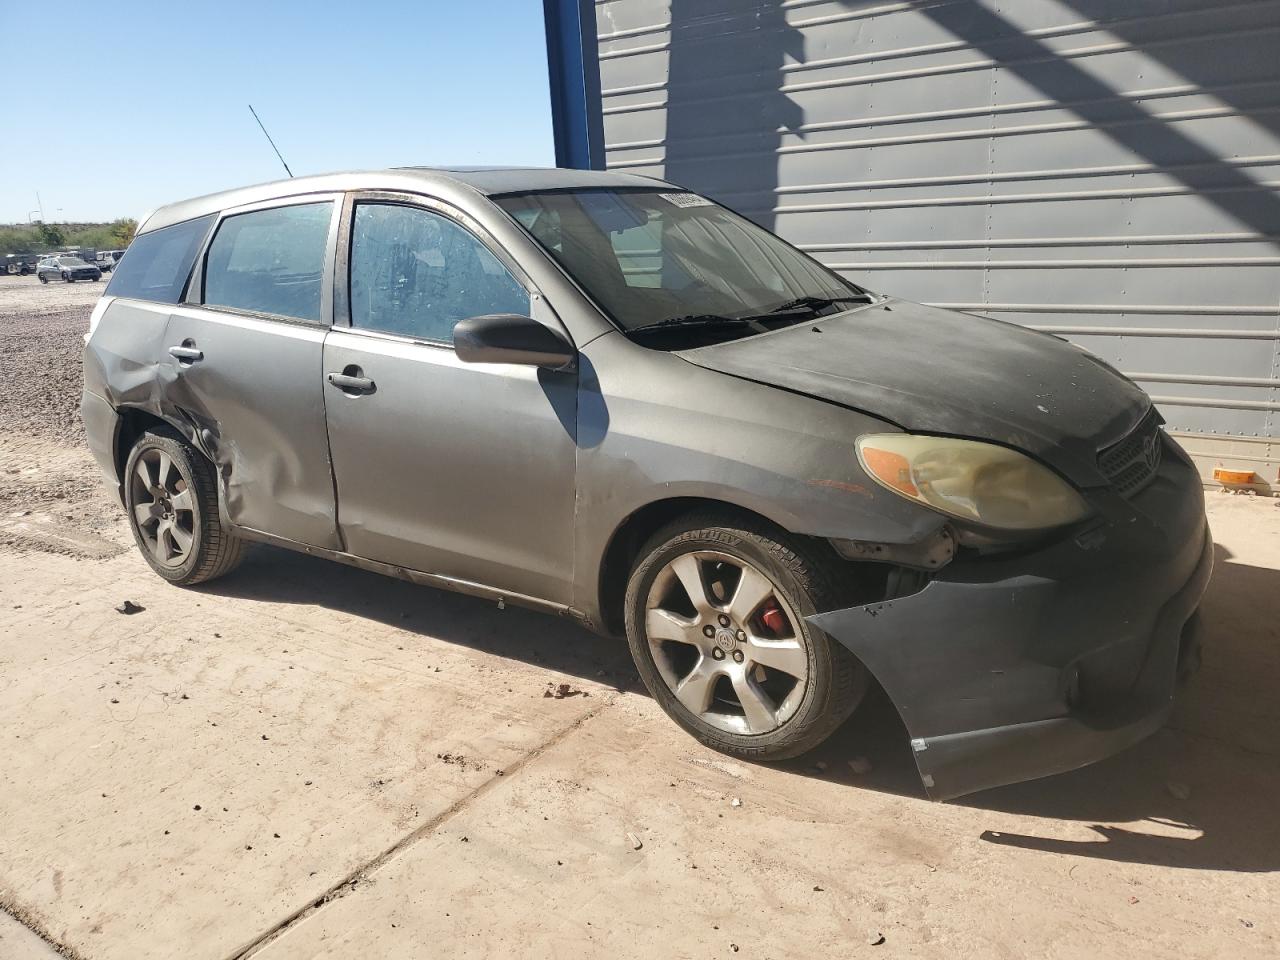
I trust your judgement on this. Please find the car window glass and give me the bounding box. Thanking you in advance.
[349,203,529,342]
[609,211,663,289]
[203,202,332,322]
[497,190,858,334]
[106,214,214,304]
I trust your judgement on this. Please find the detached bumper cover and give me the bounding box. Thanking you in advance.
[809,440,1212,800]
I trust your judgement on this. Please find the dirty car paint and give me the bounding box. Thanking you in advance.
[678,298,1151,487]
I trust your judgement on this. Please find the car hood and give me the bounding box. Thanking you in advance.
[677,298,1151,487]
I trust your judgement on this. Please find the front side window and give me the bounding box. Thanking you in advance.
[348,202,529,343]
[203,202,332,322]
[496,189,869,348]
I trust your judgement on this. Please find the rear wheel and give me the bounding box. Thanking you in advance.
[124,428,245,585]
[624,513,868,760]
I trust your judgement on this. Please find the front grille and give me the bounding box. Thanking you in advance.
[1098,409,1163,497]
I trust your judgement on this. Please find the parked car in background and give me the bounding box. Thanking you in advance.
[81,168,1211,800]
[38,256,101,283]
[3,254,38,275]
[95,249,126,272]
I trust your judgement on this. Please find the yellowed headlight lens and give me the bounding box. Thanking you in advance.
[856,434,1089,530]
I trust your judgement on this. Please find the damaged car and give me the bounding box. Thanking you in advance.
[81,168,1211,799]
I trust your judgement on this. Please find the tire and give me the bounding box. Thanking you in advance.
[39,274,48,284]
[624,512,868,761]
[63,271,73,283]
[124,427,246,585]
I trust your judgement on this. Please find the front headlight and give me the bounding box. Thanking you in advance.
[856,434,1090,530]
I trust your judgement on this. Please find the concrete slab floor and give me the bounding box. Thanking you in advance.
[0,908,62,960]
[0,490,1277,958]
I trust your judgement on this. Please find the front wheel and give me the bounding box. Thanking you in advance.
[124,428,246,585]
[62,271,73,283]
[39,274,48,284]
[624,514,868,761]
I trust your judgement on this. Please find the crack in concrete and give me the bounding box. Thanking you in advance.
[224,693,620,960]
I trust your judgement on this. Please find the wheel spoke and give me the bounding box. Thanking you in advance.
[153,519,173,562]
[674,659,719,714]
[728,565,775,623]
[646,607,702,648]
[744,637,808,679]
[133,503,157,528]
[169,488,193,514]
[169,523,193,556]
[134,458,155,492]
[157,452,174,492]
[669,554,713,615]
[732,673,777,734]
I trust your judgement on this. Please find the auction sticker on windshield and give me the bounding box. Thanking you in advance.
[659,192,713,208]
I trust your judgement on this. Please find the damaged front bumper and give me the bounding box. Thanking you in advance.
[809,439,1212,800]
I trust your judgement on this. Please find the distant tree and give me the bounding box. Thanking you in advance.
[68,226,115,250]
[110,218,138,246]
[0,226,29,255]
[35,221,65,247]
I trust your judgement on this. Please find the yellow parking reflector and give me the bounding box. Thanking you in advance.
[1214,468,1255,485]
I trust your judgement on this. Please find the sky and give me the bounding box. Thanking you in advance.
[0,0,556,223]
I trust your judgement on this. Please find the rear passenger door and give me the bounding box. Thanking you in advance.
[321,194,578,605]
[164,196,343,549]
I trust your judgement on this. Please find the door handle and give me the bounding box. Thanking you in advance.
[327,369,376,395]
[168,343,203,363]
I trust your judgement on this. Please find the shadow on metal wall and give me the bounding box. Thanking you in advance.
[662,0,802,232]
[658,0,1280,240]
[921,0,1280,246]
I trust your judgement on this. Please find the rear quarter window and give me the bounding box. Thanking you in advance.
[104,214,216,304]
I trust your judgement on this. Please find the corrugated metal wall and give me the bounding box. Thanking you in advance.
[593,0,1280,487]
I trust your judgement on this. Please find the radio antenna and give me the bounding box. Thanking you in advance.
[248,104,294,178]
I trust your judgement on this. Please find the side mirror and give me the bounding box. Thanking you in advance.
[453,314,576,370]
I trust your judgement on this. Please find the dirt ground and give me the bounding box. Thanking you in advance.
[0,274,1277,959]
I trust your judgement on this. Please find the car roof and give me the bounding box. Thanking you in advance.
[138,167,678,235]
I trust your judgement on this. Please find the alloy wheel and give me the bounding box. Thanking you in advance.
[644,550,809,735]
[129,448,196,567]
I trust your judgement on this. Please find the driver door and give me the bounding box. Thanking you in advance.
[322,194,578,606]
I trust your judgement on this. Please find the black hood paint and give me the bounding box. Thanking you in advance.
[678,298,1150,487]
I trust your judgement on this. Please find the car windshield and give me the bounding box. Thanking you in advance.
[494,188,871,347]
[60,257,88,266]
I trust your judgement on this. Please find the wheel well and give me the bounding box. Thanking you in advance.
[113,409,176,484]
[596,497,796,637]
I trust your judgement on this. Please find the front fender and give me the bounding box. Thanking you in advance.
[573,333,946,624]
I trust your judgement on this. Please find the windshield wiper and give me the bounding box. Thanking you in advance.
[764,294,873,316]
[627,314,760,335]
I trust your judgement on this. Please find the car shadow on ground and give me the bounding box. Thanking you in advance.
[195,543,637,683]
[199,539,1280,873]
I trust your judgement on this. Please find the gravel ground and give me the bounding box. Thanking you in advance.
[0,275,125,557]
[0,274,102,443]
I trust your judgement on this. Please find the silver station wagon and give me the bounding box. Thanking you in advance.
[82,168,1211,799]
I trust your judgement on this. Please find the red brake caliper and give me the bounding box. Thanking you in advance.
[759,600,787,636]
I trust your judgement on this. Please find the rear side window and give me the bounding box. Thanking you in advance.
[203,202,332,322]
[104,214,215,304]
